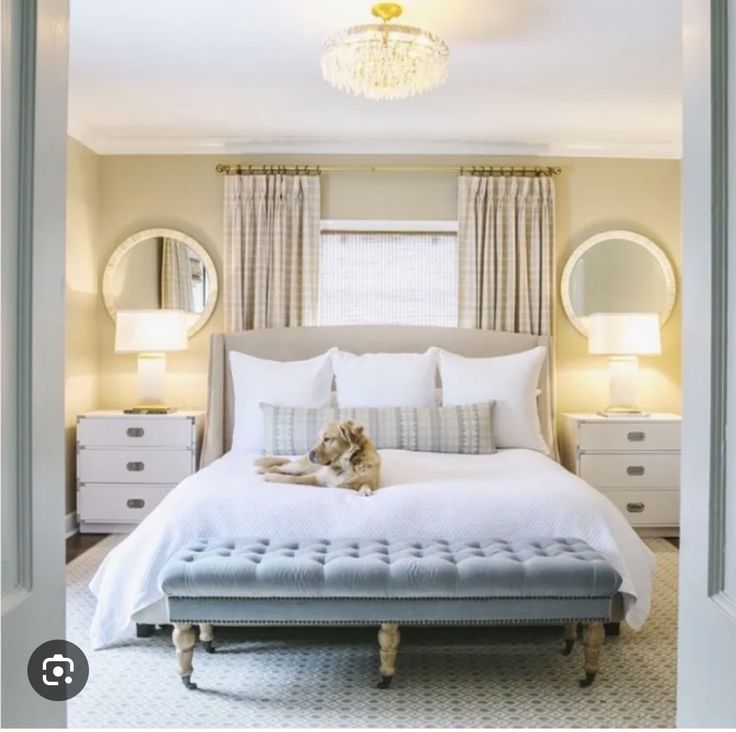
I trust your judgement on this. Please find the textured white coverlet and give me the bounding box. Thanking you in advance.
[88,449,655,649]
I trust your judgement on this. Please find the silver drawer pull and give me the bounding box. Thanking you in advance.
[626,502,645,513]
[126,498,145,509]
[627,431,646,442]
[626,465,645,476]
[126,427,144,438]
[126,461,145,472]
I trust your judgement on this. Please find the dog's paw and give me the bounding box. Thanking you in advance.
[357,486,373,497]
[262,473,282,482]
[254,465,266,474]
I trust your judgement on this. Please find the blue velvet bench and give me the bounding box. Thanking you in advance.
[159,537,622,690]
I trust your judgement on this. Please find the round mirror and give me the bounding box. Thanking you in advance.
[561,230,676,336]
[103,228,218,337]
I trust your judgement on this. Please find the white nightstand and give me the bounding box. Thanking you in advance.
[559,412,681,536]
[76,410,204,533]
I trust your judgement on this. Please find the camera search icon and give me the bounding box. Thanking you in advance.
[28,640,88,701]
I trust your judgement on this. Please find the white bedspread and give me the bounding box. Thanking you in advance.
[89,449,655,649]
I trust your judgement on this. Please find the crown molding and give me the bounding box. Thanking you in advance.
[68,122,682,159]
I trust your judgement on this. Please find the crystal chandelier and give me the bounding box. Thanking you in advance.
[321,3,449,101]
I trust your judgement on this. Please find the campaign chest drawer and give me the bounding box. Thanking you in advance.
[77,415,195,448]
[578,453,680,490]
[578,421,680,453]
[602,489,680,527]
[77,483,175,524]
[77,447,194,484]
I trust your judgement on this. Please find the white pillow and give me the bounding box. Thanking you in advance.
[331,349,438,408]
[229,350,334,452]
[438,346,548,452]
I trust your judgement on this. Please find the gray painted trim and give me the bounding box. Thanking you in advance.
[15,0,35,596]
[1,0,35,605]
[708,0,736,616]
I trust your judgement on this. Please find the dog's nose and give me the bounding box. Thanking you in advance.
[308,450,316,463]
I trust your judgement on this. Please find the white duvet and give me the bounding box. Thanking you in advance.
[89,449,655,649]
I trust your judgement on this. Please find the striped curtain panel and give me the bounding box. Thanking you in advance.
[224,174,320,331]
[457,175,555,336]
[160,237,195,312]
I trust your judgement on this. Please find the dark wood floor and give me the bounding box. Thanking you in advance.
[66,533,108,563]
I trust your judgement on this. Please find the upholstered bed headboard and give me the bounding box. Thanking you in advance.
[201,326,556,466]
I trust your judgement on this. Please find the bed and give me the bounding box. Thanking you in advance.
[88,326,655,649]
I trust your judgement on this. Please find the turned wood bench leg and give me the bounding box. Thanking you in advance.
[172,623,198,690]
[377,623,400,689]
[199,623,215,653]
[562,622,578,655]
[580,621,605,687]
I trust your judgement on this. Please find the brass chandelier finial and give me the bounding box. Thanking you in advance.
[371,3,404,22]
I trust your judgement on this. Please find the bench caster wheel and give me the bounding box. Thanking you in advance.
[136,623,155,638]
[579,671,596,688]
[181,675,197,690]
[377,676,393,689]
[202,640,215,654]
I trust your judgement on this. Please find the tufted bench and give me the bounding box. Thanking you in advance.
[159,537,622,690]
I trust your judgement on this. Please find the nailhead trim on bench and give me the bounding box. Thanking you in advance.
[167,594,615,601]
[169,617,609,626]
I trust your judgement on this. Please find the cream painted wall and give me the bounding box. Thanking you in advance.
[65,138,102,514]
[89,150,681,428]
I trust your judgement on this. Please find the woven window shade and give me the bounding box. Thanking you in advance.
[318,231,457,326]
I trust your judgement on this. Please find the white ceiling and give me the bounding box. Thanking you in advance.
[68,0,682,158]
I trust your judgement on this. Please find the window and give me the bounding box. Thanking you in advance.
[317,226,458,327]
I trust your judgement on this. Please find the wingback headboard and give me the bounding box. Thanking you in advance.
[201,326,556,466]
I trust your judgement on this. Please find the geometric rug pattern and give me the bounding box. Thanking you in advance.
[67,536,677,728]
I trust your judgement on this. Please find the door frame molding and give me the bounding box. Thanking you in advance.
[1,0,69,727]
[2,0,36,612]
[707,0,731,603]
[707,0,736,615]
[679,0,736,725]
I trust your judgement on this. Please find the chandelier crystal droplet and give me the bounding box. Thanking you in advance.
[321,3,449,101]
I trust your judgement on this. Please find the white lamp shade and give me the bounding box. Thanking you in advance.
[114,309,188,353]
[588,313,662,356]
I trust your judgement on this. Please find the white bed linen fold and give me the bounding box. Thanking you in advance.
[89,449,655,649]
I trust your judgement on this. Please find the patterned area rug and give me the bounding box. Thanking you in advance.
[67,536,677,728]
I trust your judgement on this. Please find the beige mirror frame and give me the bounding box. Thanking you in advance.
[560,229,677,336]
[102,227,219,338]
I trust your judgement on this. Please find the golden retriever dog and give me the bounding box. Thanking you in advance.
[254,420,380,496]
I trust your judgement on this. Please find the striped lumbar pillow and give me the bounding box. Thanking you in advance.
[260,402,495,456]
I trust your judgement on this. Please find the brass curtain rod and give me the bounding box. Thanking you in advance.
[215,163,561,177]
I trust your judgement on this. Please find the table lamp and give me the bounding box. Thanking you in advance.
[588,312,661,416]
[115,309,188,413]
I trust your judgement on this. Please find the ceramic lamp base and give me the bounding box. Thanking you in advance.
[137,352,166,406]
[600,356,645,415]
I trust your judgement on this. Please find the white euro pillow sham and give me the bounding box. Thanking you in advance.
[331,349,438,408]
[229,349,334,452]
[438,346,548,452]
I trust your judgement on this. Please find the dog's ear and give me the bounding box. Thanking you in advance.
[339,420,364,446]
